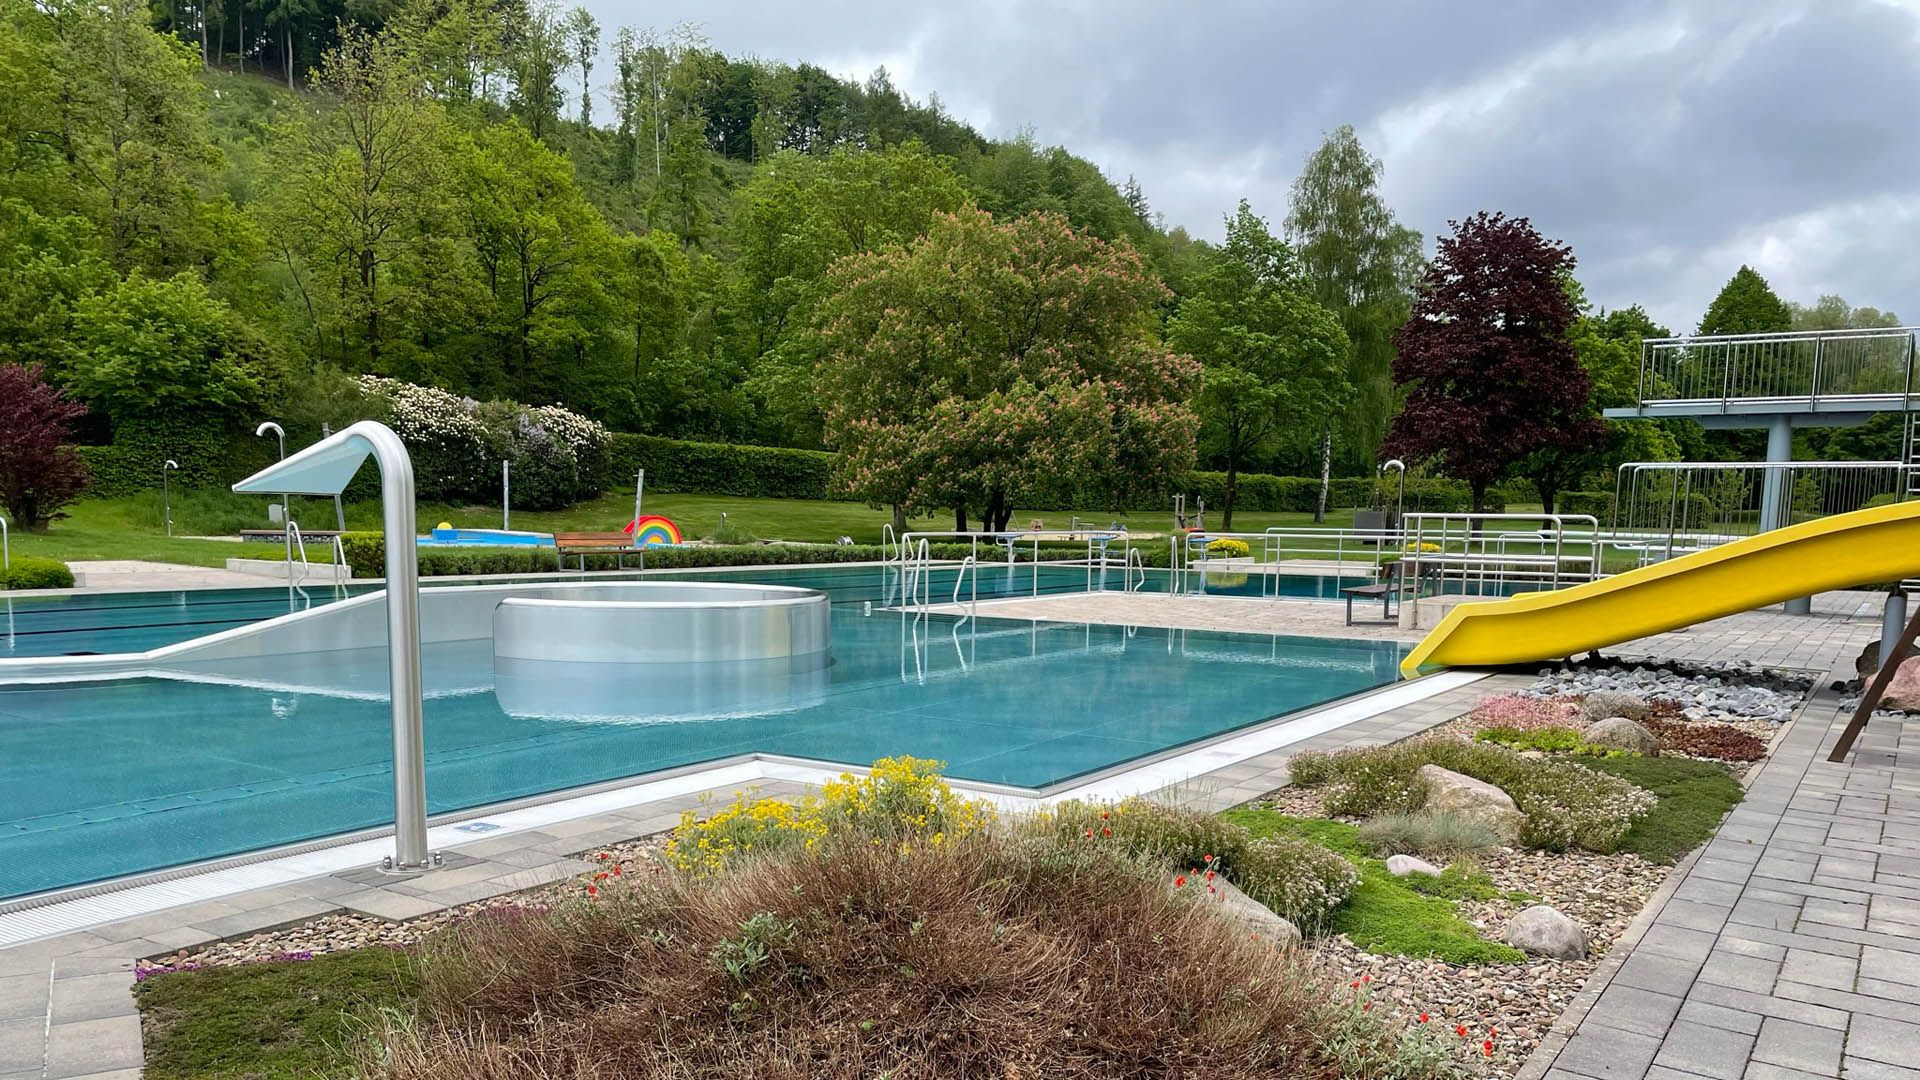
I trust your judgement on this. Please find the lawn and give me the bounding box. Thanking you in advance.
[1577,756,1745,864]
[137,947,417,1079]
[15,489,1407,569]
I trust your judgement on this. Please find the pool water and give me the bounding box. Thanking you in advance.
[0,564,1407,900]
[0,564,1368,659]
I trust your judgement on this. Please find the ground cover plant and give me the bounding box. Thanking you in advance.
[1576,757,1745,864]
[137,947,417,1079]
[1287,738,1656,853]
[1223,810,1525,965]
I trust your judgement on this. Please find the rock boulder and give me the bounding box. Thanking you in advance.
[1581,690,1650,722]
[1584,716,1660,756]
[1417,764,1524,844]
[1882,656,1920,713]
[1386,854,1443,878]
[1503,904,1587,959]
[1173,872,1301,947]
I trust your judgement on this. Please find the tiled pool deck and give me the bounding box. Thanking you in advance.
[0,585,1904,1078]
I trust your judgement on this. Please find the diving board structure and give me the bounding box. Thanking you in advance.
[1606,326,1920,612]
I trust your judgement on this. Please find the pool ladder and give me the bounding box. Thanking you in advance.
[286,521,349,604]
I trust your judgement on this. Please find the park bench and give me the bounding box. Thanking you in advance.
[552,531,641,571]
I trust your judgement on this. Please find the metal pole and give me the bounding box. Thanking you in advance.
[502,460,511,531]
[1,514,8,574]
[162,459,178,537]
[1882,588,1907,677]
[322,422,346,533]
[633,468,645,533]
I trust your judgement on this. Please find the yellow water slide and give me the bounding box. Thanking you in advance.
[1400,499,1920,677]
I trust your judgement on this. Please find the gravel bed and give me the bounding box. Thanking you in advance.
[1521,658,1813,724]
[142,834,671,974]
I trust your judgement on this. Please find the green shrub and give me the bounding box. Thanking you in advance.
[603,433,837,501]
[1475,725,1584,752]
[1037,798,1358,926]
[1357,811,1501,860]
[2,555,75,589]
[1287,738,1657,853]
[78,414,273,496]
[1555,491,1615,521]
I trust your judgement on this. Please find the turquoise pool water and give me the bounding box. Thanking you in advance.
[0,564,1366,659]
[0,565,1406,900]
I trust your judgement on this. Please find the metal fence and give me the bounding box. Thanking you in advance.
[1610,460,1905,564]
[1637,326,1918,407]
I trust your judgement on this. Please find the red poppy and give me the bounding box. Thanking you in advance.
[1203,854,1214,863]
[1083,828,1094,839]
[1174,875,1187,888]
[611,865,622,876]
[1418,1013,1429,1024]
[1351,981,1360,990]
[1100,827,1112,837]
[1455,1024,1468,1038]
[1362,974,1371,984]
[586,885,599,896]
[1483,1041,1493,1057]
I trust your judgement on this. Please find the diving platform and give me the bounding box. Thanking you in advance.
[1603,325,1918,426]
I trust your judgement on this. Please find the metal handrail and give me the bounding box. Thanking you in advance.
[952,554,977,618]
[0,514,8,576]
[1399,513,1602,628]
[1125,547,1146,592]
[285,521,312,605]
[881,522,897,562]
[1636,326,1920,409]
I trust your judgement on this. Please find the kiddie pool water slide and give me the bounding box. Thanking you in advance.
[1400,499,1920,677]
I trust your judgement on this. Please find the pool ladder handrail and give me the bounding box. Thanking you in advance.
[952,554,977,618]
[286,521,312,605]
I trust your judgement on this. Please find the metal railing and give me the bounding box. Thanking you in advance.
[951,555,977,619]
[0,514,8,578]
[1611,460,1906,564]
[1636,326,1918,409]
[1397,513,1602,629]
[287,521,312,605]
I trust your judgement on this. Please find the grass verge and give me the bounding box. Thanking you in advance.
[1576,756,1745,864]
[137,948,418,1079]
[1223,810,1527,965]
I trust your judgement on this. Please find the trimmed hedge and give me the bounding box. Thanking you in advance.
[603,434,835,500]
[337,534,1072,578]
[78,415,274,497]
[1555,491,1614,521]
[2,556,76,590]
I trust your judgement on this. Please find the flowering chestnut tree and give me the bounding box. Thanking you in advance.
[1384,212,1594,511]
[808,210,1200,530]
[0,363,91,530]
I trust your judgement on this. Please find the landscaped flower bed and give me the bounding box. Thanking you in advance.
[133,662,1804,1080]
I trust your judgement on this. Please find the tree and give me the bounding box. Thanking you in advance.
[809,209,1199,531]
[1167,200,1348,528]
[559,6,597,127]
[506,0,567,140]
[0,362,90,530]
[726,143,972,443]
[1284,125,1425,481]
[1789,294,1899,331]
[1384,212,1592,511]
[264,25,450,371]
[1518,288,1675,513]
[65,272,277,422]
[1698,265,1791,335]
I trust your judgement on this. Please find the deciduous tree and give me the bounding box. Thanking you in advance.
[1167,200,1347,528]
[809,210,1199,530]
[0,362,90,529]
[1384,212,1592,512]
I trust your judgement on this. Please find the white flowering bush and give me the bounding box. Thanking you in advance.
[357,377,608,508]
[1288,738,1658,853]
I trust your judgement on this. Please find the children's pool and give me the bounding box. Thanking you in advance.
[0,564,1406,901]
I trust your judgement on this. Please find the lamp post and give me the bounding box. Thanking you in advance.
[1381,459,1407,529]
[502,460,511,530]
[256,420,289,532]
[321,422,346,532]
[162,460,179,537]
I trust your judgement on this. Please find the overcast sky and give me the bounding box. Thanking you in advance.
[580,0,1920,332]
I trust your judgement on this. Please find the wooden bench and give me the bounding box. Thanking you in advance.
[1341,582,1395,625]
[552,531,641,571]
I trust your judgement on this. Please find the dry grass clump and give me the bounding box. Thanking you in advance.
[370,834,1450,1079]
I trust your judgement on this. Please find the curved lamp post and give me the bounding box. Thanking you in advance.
[161,460,179,537]
[254,421,288,524]
[233,421,434,872]
[1380,459,1407,530]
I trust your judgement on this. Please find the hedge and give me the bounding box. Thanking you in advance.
[337,533,1084,578]
[2,556,76,590]
[602,434,837,500]
[78,415,275,497]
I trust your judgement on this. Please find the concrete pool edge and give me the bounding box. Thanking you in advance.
[0,668,1486,946]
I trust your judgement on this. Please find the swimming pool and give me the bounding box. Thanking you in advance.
[0,565,1407,900]
[0,564,1369,659]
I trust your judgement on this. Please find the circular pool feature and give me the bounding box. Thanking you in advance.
[492,653,830,723]
[490,582,830,666]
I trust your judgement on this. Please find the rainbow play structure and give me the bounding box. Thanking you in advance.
[1401,498,1920,677]
[624,514,683,547]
